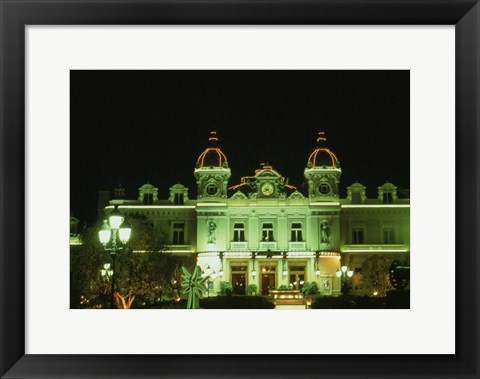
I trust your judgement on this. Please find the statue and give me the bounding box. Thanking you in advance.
[321,222,330,244]
[181,266,208,309]
[207,220,217,244]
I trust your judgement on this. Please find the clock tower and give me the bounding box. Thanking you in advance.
[304,132,342,200]
[194,131,231,201]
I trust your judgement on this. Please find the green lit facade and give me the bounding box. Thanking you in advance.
[101,131,410,296]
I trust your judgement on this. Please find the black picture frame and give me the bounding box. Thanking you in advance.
[1,1,479,378]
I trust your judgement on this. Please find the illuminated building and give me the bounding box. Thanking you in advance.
[102,131,410,296]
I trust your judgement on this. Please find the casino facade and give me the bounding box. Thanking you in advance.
[100,131,410,296]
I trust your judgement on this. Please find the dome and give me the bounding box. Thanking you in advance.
[196,131,229,168]
[307,132,339,168]
[378,180,397,190]
[139,182,156,190]
[348,181,365,190]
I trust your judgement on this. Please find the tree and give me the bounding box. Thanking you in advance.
[361,255,397,296]
[70,214,196,308]
[70,226,109,308]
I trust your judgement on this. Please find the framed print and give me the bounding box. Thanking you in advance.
[0,1,479,378]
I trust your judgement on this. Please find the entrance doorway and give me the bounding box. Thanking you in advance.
[231,265,247,295]
[260,266,276,295]
[289,265,306,290]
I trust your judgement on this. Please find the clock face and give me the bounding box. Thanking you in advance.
[261,182,274,196]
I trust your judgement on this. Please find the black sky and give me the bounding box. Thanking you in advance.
[71,70,410,224]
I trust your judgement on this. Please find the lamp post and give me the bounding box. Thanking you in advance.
[282,251,288,279]
[218,252,224,279]
[98,205,131,308]
[251,252,257,279]
[100,263,113,280]
[315,252,321,278]
[336,265,354,295]
[202,265,214,298]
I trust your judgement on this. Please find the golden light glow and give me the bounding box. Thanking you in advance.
[208,130,219,142]
[316,131,327,143]
[196,131,228,168]
[197,147,228,168]
[307,148,339,168]
[307,132,339,168]
[228,164,297,191]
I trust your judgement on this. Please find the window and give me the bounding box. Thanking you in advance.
[383,229,396,244]
[291,223,303,242]
[352,192,361,204]
[262,223,274,241]
[172,222,184,244]
[383,192,393,204]
[174,193,184,205]
[352,229,365,244]
[233,222,245,242]
[143,193,153,205]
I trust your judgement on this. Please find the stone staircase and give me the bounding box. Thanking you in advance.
[270,289,307,309]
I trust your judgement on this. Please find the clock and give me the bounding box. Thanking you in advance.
[260,182,274,197]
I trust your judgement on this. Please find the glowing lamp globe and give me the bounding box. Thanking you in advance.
[119,220,132,244]
[205,265,213,277]
[315,269,321,277]
[99,220,112,245]
[109,207,124,229]
[347,270,354,278]
[336,270,342,278]
[341,265,348,273]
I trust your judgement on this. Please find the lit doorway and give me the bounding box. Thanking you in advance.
[289,265,306,290]
[260,266,276,295]
[231,265,247,295]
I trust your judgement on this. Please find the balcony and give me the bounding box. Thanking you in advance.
[288,241,307,251]
[259,241,277,251]
[230,241,248,251]
[341,244,409,253]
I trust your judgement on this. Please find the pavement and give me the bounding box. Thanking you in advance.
[275,304,309,310]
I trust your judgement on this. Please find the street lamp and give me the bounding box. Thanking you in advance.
[218,252,224,278]
[98,205,131,308]
[315,251,321,278]
[100,263,113,279]
[282,251,288,279]
[251,252,257,279]
[202,265,215,298]
[336,265,354,295]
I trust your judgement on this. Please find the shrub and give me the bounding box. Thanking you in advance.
[201,295,274,309]
[278,284,289,290]
[247,284,258,295]
[220,281,233,296]
[301,281,319,295]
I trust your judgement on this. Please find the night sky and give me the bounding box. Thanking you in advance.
[71,70,409,224]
